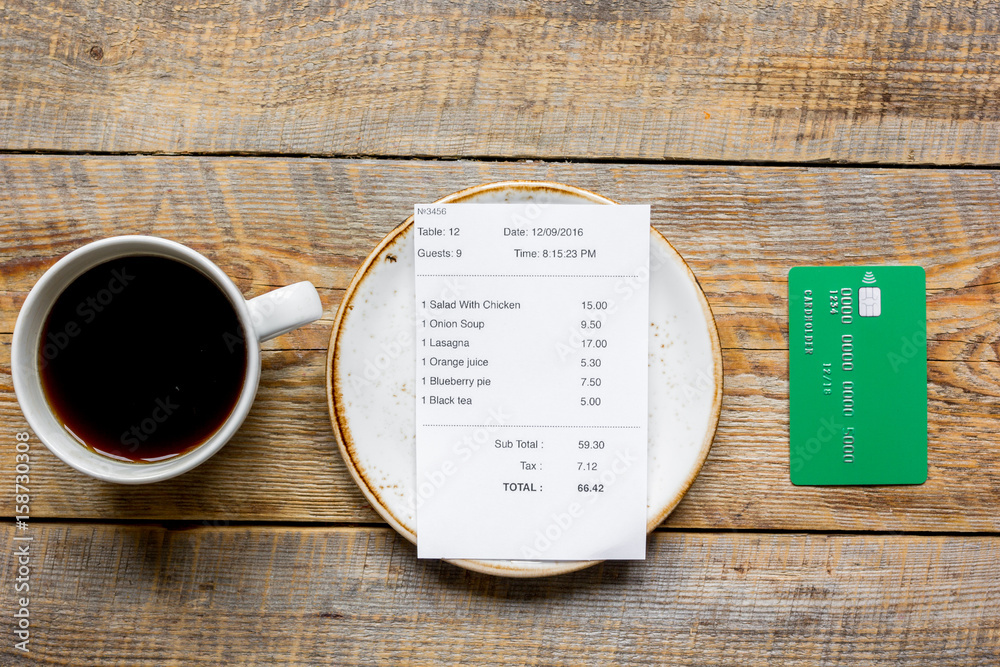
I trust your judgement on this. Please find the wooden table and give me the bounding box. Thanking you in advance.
[2,1,999,664]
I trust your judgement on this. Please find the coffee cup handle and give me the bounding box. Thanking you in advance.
[246,281,324,342]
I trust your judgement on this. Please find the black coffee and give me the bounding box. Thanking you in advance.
[39,255,247,462]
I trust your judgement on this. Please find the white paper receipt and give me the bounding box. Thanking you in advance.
[414,203,650,560]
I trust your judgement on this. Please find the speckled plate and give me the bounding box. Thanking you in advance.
[327,181,722,578]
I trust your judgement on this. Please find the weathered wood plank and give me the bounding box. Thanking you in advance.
[1,524,997,665]
[1,0,999,164]
[1,156,999,531]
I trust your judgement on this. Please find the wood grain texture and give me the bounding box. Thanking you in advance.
[1,524,998,666]
[1,156,999,531]
[2,0,1000,164]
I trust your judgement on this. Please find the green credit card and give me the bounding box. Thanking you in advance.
[788,266,927,485]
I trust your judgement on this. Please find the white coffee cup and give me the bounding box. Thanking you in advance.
[11,235,324,484]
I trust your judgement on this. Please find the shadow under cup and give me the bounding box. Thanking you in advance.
[37,254,249,463]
